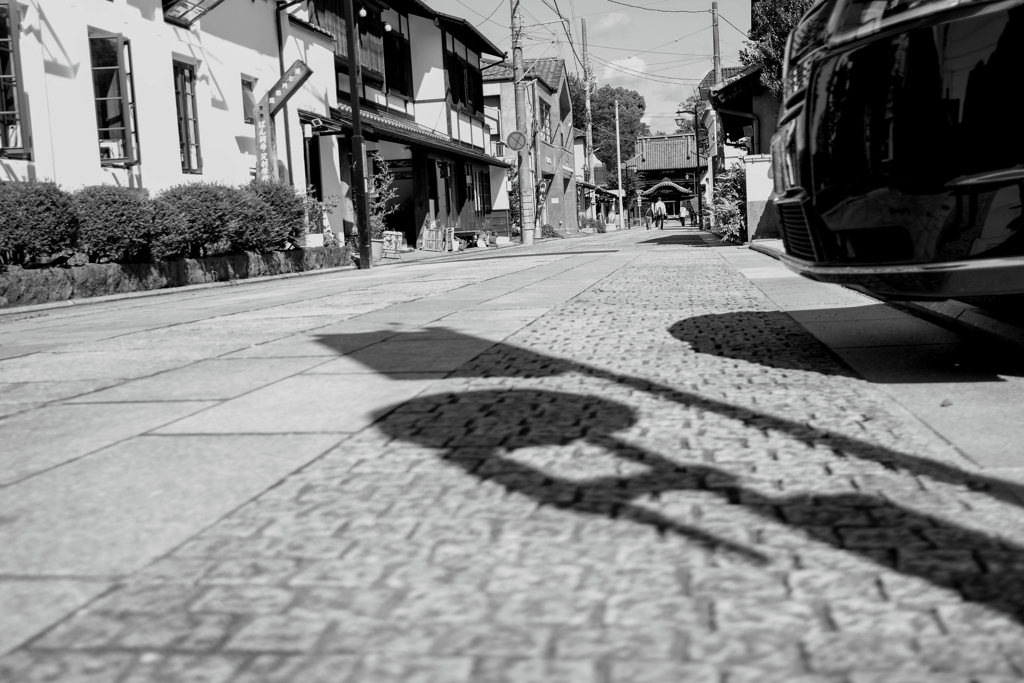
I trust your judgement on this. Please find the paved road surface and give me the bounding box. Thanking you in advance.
[2,229,1024,682]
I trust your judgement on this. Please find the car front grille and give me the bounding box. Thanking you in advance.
[778,200,818,261]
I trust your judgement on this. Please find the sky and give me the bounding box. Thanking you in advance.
[424,0,753,135]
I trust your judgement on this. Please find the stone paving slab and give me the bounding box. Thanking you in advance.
[0,434,342,575]
[0,581,111,658]
[2,230,1024,680]
[0,401,216,486]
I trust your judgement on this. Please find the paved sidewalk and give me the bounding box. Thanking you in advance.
[3,229,1024,682]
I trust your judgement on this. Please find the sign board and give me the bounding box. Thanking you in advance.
[506,130,528,152]
[421,221,446,252]
[389,159,414,180]
[253,60,312,181]
[268,61,313,117]
[254,96,278,181]
[381,231,403,259]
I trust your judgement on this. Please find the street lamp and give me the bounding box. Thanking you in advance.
[675,106,702,228]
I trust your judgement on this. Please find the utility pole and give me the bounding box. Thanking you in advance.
[712,0,722,84]
[511,0,534,246]
[614,99,625,232]
[706,0,722,230]
[582,18,594,220]
[343,0,372,268]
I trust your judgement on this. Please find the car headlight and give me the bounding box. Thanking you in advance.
[783,59,813,103]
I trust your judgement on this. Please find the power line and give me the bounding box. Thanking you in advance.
[586,43,711,56]
[717,13,749,38]
[550,0,585,72]
[590,54,704,85]
[632,25,711,60]
[450,0,505,29]
[604,0,709,13]
[481,0,506,25]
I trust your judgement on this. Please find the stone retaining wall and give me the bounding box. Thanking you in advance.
[0,247,351,308]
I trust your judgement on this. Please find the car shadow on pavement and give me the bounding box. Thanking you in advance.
[316,328,1024,623]
[669,311,1024,383]
[638,235,713,247]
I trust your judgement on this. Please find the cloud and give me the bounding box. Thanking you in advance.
[600,56,646,85]
[591,11,631,35]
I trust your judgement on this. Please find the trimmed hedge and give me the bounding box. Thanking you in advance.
[0,181,79,266]
[1,178,326,267]
[74,185,154,263]
[156,182,243,259]
[244,179,306,248]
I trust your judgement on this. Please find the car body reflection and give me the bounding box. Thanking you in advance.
[770,0,1024,299]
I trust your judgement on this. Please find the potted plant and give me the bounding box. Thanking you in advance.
[304,186,341,248]
[367,152,399,261]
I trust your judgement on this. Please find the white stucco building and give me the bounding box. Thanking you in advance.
[1,0,508,246]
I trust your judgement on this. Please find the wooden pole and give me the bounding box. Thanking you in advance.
[615,99,625,231]
[511,1,534,245]
[343,0,372,268]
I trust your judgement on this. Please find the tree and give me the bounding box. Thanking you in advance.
[739,0,814,100]
[710,162,747,242]
[673,92,711,159]
[606,167,642,211]
[567,72,588,132]
[591,85,651,173]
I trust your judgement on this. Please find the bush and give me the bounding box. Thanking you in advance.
[540,224,564,239]
[244,180,306,248]
[147,199,189,262]
[710,163,747,243]
[0,181,78,266]
[225,192,277,253]
[74,185,155,263]
[582,217,603,232]
[156,182,242,258]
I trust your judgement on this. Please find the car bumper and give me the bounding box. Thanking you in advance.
[778,252,1024,300]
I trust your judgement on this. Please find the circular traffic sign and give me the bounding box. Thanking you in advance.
[506,130,528,152]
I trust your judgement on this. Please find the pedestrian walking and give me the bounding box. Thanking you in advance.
[654,198,667,230]
[644,203,654,230]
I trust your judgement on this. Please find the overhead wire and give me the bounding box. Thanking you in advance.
[603,0,709,13]
[717,13,749,38]
[480,0,507,25]
[549,0,585,72]
[590,54,705,85]
[451,0,506,29]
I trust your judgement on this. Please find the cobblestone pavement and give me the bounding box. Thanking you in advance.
[4,230,1024,682]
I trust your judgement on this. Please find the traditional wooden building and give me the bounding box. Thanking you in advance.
[625,134,705,226]
[483,57,579,235]
[708,63,782,239]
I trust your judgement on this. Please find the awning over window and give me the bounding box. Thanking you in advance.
[319,104,510,168]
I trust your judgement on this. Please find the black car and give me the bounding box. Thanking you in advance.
[771,0,1024,299]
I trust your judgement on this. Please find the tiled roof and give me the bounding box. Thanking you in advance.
[481,59,513,80]
[709,63,763,107]
[328,103,509,168]
[698,67,746,98]
[482,57,564,91]
[625,134,701,171]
